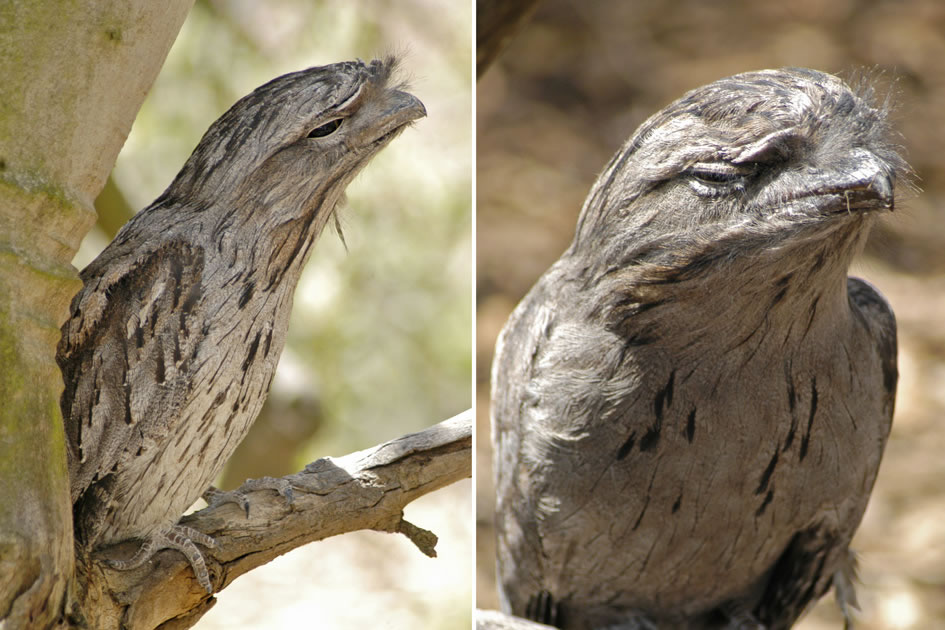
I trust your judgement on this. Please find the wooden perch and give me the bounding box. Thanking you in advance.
[69,411,472,630]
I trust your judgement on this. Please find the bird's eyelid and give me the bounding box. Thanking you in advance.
[334,83,365,113]
[685,160,751,193]
[725,127,801,165]
[688,161,745,177]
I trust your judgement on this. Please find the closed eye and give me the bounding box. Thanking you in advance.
[686,162,753,196]
[692,169,740,185]
[307,118,342,138]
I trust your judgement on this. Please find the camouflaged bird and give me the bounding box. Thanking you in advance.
[58,58,425,593]
[492,68,908,629]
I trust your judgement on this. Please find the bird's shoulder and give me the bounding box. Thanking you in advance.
[846,275,897,413]
[846,276,896,347]
[492,264,648,467]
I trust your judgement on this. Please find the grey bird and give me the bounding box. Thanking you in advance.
[491,68,908,629]
[57,58,425,593]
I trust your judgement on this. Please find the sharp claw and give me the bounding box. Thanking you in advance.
[105,525,216,593]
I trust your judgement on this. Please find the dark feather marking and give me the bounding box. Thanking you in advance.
[799,377,818,461]
[173,424,190,448]
[770,274,792,307]
[616,431,637,460]
[263,328,273,356]
[672,494,682,514]
[755,526,833,626]
[641,371,674,452]
[755,489,773,517]
[155,351,165,384]
[199,433,214,461]
[879,327,898,395]
[802,294,821,338]
[122,358,133,425]
[786,375,796,412]
[632,493,651,529]
[685,408,696,443]
[264,186,331,291]
[618,325,657,346]
[170,256,184,308]
[662,369,675,408]
[810,250,826,274]
[195,391,229,441]
[756,448,779,495]
[224,410,235,434]
[148,303,159,333]
[243,331,262,372]
[634,300,663,315]
[238,280,255,309]
[783,365,798,451]
[640,421,661,452]
[228,270,246,287]
[173,335,182,363]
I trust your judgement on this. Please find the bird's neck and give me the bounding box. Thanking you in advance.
[583,221,871,354]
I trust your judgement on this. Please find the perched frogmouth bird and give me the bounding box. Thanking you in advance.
[58,57,425,593]
[492,68,908,629]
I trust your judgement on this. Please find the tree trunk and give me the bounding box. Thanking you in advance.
[0,3,194,627]
[477,0,544,77]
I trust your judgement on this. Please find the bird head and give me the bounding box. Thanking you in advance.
[571,68,912,284]
[157,57,425,232]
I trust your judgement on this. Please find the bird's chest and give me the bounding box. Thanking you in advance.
[101,290,292,541]
[539,334,887,612]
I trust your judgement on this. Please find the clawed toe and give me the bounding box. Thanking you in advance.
[106,525,217,593]
[203,485,251,516]
[240,476,295,506]
[202,478,294,518]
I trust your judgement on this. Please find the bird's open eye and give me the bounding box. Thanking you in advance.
[686,162,750,196]
[307,118,343,138]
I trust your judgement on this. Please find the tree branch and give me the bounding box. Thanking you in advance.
[477,0,544,77]
[72,411,472,630]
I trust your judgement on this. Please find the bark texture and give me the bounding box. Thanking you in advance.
[0,3,193,627]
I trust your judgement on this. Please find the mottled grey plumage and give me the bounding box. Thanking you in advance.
[57,58,424,592]
[492,68,908,629]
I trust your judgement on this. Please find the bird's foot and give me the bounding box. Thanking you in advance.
[106,525,217,593]
[202,476,294,518]
[834,549,861,630]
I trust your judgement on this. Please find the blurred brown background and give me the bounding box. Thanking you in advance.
[476,1,945,628]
